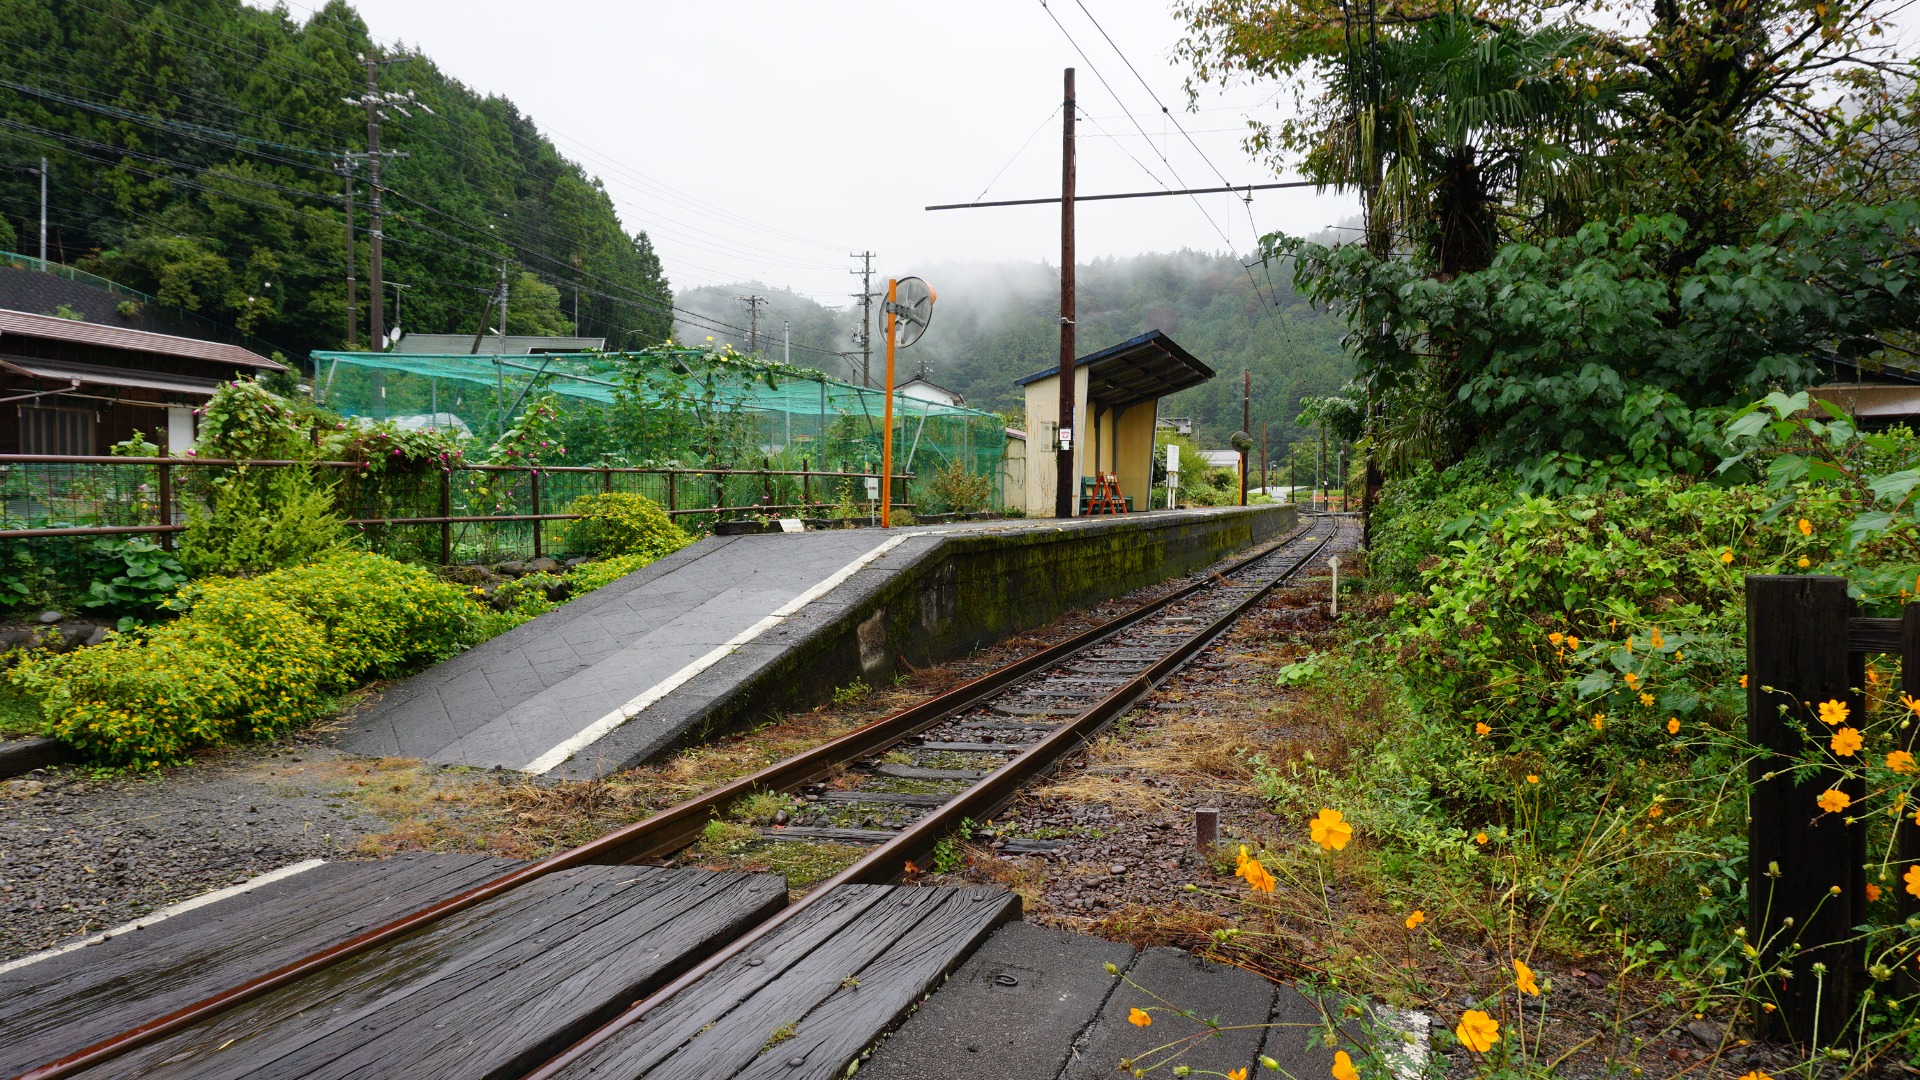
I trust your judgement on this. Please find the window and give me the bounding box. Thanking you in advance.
[20,406,95,455]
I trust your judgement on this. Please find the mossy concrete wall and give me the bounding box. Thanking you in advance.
[660,505,1297,761]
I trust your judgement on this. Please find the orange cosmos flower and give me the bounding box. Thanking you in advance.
[1331,1052,1359,1080]
[1128,1007,1152,1027]
[1474,832,1489,845]
[1830,727,1863,757]
[1667,718,1681,734]
[1514,959,1540,996]
[1866,883,1883,902]
[1455,1010,1500,1053]
[1887,750,1916,774]
[1817,789,1852,814]
[1818,699,1849,726]
[1906,865,1920,899]
[1405,909,1426,930]
[1798,518,1813,536]
[1310,808,1353,851]
[1475,722,1492,736]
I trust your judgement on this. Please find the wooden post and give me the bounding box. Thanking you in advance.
[602,466,613,495]
[439,467,452,566]
[763,456,773,508]
[156,460,172,551]
[802,457,811,511]
[1746,575,1865,1044]
[530,468,542,559]
[1899,605,1920,997]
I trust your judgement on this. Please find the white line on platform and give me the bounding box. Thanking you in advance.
[522,533,924,774]
[0,858,327,976]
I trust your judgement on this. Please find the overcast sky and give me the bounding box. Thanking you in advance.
[274,0,1358,308]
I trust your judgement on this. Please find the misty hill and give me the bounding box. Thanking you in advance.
[677,251,1352,450]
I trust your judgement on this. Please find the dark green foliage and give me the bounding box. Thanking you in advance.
[77,537,188,616]
[0,0,671,362]
[1365,459,1517,593]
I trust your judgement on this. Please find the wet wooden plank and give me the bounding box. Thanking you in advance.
[560,884,1018,1080]
[915,742,1016,753]
[758,826,897,844]
[809,791,948,808]
[0,854,515,1078]
[873,763,988,781]
[74,867,786,1080]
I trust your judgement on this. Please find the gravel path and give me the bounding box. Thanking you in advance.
[0,744,375,962]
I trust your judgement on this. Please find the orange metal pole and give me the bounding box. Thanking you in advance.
[880,278,898,528]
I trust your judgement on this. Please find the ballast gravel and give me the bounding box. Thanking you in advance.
[0,745,374,962]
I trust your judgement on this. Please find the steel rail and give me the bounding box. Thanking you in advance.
[522,519,1339,1080]
[11,518,1321,1080]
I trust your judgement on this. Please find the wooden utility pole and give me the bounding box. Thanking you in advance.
[1240,370,1251,506]
[1260,422,1268,497]
[1055,67,1077,519]
[340,163,357,348]
[365,57,388,349]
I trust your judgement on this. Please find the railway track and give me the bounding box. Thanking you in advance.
[16,513,1350,1080]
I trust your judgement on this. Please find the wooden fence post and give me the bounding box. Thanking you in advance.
[156,460,172,551]
[801,457,811,511]
[667,471,676,516]
[1746,574,1865,1044]
[530,468,542,559]
[439,468,452,566]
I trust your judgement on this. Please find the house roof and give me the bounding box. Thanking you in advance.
[0,356,226,396]
[0,309,282,369]
[896,376,965,405]
[393,332,607,355]
[1014,330,1214,408]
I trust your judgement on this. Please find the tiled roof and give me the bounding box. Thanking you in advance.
[0,309,282,369]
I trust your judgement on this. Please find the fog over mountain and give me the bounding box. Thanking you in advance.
[674,249,1353,450]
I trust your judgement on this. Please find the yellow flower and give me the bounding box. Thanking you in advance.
[1230,1071,1249,1080]
[1474,832,1489,845]
[1526,774,1540,784]
[1798,518,1812,536]
[1740,1071,1773,1080]
[1817,789,1852,814]
[1830,727,1863,757]
[1566,635,1580,649]
[1638,692,1654,706]
[1238,854,1277,893]
[1648,804,1664,818]
[1650,628,1664,649]
[1514,959,1540,996]
[1623,671,1640,688]
[1667,718,1682,735]
[1548,632,1564,646]
[1475,722,1491,736]
[1818,699,1849,726]
[1128,1007,1152,1027]
[1720,549,1734,564]
[1331,1051,1359,1080]
[1592,714,1605,731]
[1797,557,1811,568]
[1740,674,1748,689]
[1455,1009,1500,1053]
[1866,883,1882,902]
[1310,808,1353,851]
[1405,909,1426,930]
[1887,750,1916,774]
[1907,865,1920,899]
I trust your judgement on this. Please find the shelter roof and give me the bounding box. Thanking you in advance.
[0,355,225,396]
[393,333,606,355]
[0,308,281,369]
[1013,330,1214,408]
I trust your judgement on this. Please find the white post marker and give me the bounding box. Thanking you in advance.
[1328,555,1340,617]
[1165,444,1179,510]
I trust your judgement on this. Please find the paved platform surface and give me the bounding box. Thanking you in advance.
[334,509,1276,778]
[860,921,1349,1080]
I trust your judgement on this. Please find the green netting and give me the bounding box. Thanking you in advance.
[309,348,1006,508]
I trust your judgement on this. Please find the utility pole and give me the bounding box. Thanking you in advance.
[339,162,357,348]
[1241,369,1251,507]
[1319,423,1327,512]
[34,156,46,264]
[348,51,423,351]
[851,251,875,387]
[1261,422,1268,497]
[736,294,767,354]
[783,319,790,365]
[496,261,510,356]
[1055,67,1077,519]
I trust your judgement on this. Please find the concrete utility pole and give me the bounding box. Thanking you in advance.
[1055,67,1077,519]
[736,294,767,354]
[1241,369,1251,506]
[348,51,420,351]
[339,162,357,348]
[783,319,790,365]
[496,261,510,356]
[851,251,875,387]
[35,156,46,263]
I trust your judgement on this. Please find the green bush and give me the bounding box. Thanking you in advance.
[565,551,657,593]
[177,465,345,576]
[1365,457,1518,592]
[921,461,993,514]
[12,552,482,765]
[77,537,188,616]
[560,492,692,559]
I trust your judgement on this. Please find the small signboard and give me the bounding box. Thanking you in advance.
[778,518,804,533]
[863,476,880,501]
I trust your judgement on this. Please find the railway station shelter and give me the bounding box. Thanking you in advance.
[1016,330,1214,517]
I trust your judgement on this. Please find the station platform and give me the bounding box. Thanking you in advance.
[333,505,1295,779]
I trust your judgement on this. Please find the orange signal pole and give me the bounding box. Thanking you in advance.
[880,278,898,528]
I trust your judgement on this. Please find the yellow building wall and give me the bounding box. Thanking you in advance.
[1114,405,1156,511]
[1002,431,1027,512]
[1022,368,1089,517]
